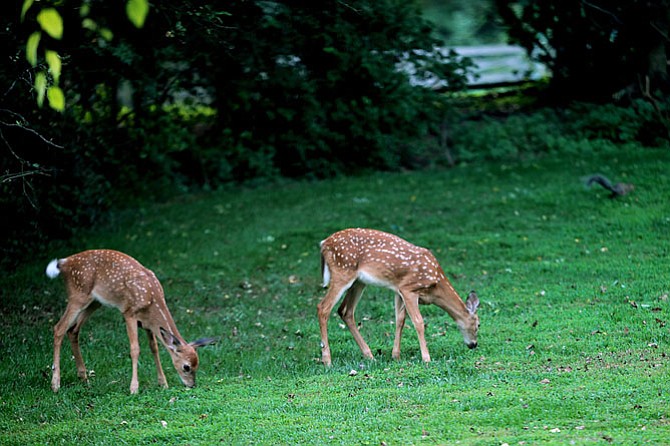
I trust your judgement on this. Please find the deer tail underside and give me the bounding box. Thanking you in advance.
[320,240,330,288]
[46,258,61,279]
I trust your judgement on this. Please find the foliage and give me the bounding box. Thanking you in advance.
[1,0,471,264]
[448,97,670,163]
[19,0,149,112]
[495,0,670,100]
[421,0,507,45]
[183,0,472,179]
[1,148,669,443]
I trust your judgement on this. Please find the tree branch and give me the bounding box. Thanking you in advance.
[0,114,65,149]
[581,0,623,25]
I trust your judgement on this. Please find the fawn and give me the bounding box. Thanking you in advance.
[318,228,480,366]
[47,249,215,393]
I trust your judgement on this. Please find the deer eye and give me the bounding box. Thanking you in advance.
[183,364,192,373]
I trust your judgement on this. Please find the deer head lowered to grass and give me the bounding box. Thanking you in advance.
[317,228,480,366]
[46,249,216,394]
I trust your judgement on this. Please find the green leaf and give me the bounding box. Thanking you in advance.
[99,27,114,41]
[126,0,149,28]
[82,18,97,31]
[45,50,61,83]
[21,0,34,22]
[26,31,41,67]
[37,8,63,40]
[35,71,47,107]
[47,86,65,112]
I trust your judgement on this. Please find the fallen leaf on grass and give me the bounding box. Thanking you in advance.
[539,379,551,384]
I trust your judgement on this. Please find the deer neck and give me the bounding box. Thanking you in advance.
[433,281,470,322]
[141,302,186,344]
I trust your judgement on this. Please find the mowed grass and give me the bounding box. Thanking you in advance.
[1,148,669,445]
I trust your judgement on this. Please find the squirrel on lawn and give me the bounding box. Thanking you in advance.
[585,174,634,198]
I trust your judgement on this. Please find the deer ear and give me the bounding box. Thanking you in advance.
[160,327,182,351]
[190,337,218,349]
[465,291,480,314]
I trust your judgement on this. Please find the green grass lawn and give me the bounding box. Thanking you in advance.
[1,148,668,445]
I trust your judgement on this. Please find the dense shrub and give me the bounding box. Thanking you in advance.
[449,98,670,163]
[495,0,670,100]
[1,0,471,266]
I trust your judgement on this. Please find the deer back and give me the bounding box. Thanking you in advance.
[321,228,447,290]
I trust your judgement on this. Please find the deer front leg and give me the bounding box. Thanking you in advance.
[52,303,85,392]
[67,301,101,382]
[337,282,373,360]
[146,329,168,388]
[124,315,141,394]
[392,293,406,360]
[317,277,355,367]
[398,290,431,363]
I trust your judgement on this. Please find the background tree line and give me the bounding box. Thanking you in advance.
[1,0,668,267]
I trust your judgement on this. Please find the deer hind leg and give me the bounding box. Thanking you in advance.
[66,300,102,382]
[123,314,141,394]
[337,281,374,360]
[317,271,356,367]
[52,295,92,392]
[392,292,406,360]
[146,329,168,388]
[398,289,431,363]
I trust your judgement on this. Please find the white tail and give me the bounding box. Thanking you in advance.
[46,249,216,394]
[317,228,480,366]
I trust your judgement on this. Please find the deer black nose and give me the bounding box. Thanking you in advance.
[467,342,478,349]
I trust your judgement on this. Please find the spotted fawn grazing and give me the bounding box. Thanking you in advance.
[46,249,216,394]
[318,228,480,366]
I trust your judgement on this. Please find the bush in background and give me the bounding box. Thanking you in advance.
[449,97,670,163]
[1,0,471,266]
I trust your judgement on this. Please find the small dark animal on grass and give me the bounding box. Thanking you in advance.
[585,174,634,198]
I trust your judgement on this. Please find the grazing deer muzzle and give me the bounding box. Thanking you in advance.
[317,228,481,366]
[46,249,216,394]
